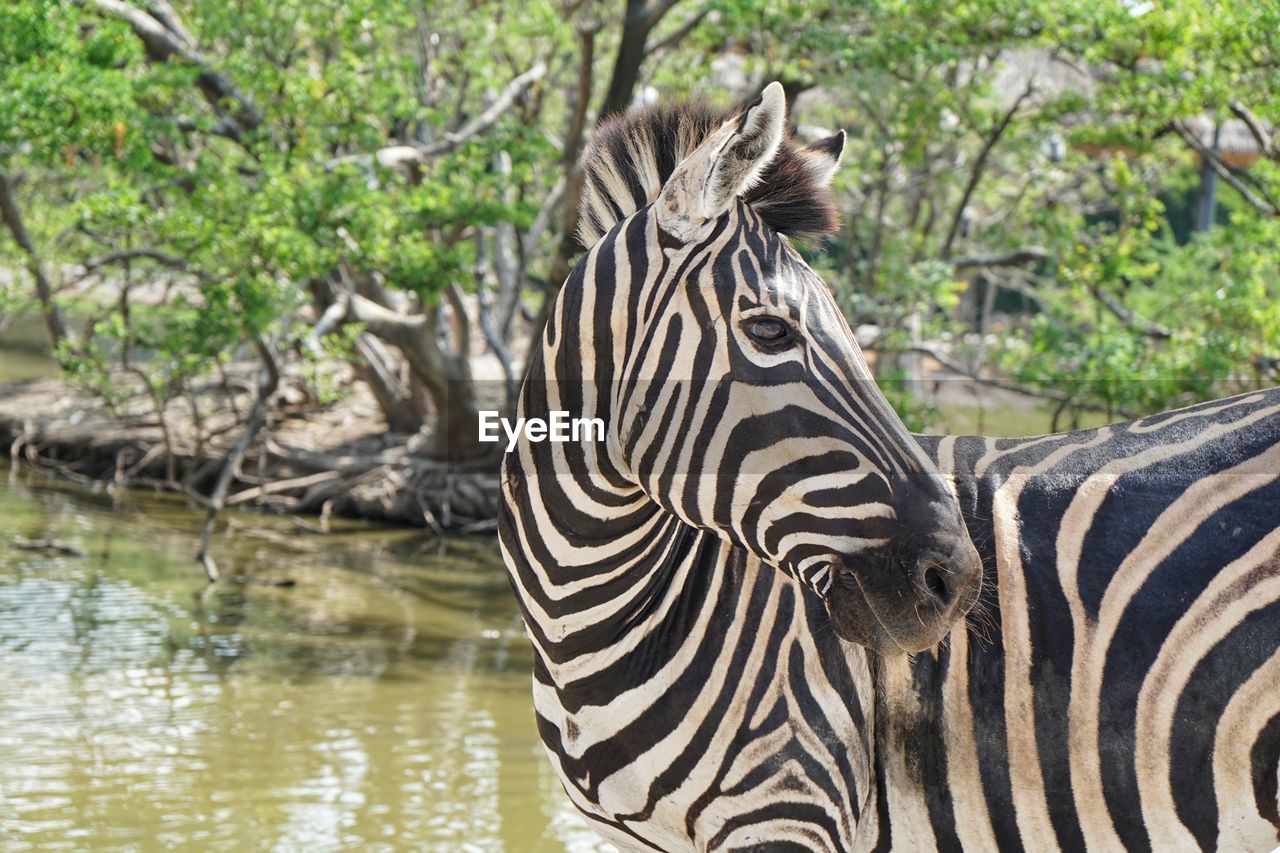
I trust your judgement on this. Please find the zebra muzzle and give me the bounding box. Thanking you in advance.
[825,534,981,654]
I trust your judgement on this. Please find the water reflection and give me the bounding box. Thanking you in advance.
[0,465,607,851]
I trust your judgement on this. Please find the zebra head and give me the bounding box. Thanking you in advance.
[528,83,981,655]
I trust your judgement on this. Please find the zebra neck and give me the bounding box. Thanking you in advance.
[501,452,719,688]
[502,343,715,685]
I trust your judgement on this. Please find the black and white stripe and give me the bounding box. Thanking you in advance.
[880,390,1280,852]
[500,83,980,849]
[501,85,1280,851]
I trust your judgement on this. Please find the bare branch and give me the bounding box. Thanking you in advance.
[196,337,279,582]
[645,6,709,56]
[1228,100,1277,160]
[140,0,194,46]
[524,174,567,254]
[304,291,350,357]
[492,151,530,337]
[327,63,547,170]
[0,171,73,347]
[428,62,546,155]
[1089,286,1173,340]
[941,78,1036,257]
[950,246,1050,271]
[869,343,1068,402]
[869,343,1140,419]
[473,230,517,411]
[442,282,472,357]
[644,0,684,28]
[1173,120,1280,216]
[69,247,210,286]
[225,471,338,506]
[343,292,428,348]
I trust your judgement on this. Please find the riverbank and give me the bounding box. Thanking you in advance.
[0,368,501,534]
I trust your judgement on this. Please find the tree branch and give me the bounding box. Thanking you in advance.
[941,78,1035,257]
[473,230,517,411]
[869,343,1068,401]
[869,343,1140,419]
[425,61,546,155]
[80,0,263,141]
[342,291,428,349]
[140,0,194,46]
[327,62,547,170]
[1173,119,1280,216]
[304,291,350,357]
[645,6,709,56]
[644,0,684,28]
[0,171,73,347]
[196,337,278,581]
[442,282,472,357]
[949,246,1049,271]
[1089,286,1173,340]
[1228,100,1277,161]
[69,247,210,286]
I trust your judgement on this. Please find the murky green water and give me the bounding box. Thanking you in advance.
[0,319,60,384]
[0,465,606,851]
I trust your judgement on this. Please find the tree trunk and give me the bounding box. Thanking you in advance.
[420,351,490,462]
[356,334,425,434]
[0,170,72,348]
[340,289,489,461]
[543,0,680,311]
[600,0,655,119]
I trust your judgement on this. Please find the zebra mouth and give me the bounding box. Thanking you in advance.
[825,570,909,654]
[826,565,956,655]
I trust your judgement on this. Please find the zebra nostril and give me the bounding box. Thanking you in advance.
[922,564,953,608]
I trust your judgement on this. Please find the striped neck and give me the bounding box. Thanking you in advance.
[499,209,705,685]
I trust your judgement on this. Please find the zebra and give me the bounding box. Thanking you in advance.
[499,82,983,850]
[876,392,1280,852]
[500,84,1280,850]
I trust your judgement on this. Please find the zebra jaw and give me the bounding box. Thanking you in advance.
[822,536,984,654]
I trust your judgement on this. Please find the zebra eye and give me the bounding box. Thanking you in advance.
[744,317,793,348]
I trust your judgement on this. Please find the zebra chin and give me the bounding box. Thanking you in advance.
[823,535,983,654]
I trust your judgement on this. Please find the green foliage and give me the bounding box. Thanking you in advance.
[719,0,1280,424]
[1,0,572,427]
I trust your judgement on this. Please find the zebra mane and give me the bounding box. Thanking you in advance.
[577,99,842,247]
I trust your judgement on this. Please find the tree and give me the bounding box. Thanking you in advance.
[701,0,1280,427]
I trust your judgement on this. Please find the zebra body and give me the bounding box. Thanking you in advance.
[500,86,1280,850]
[511,387,1280,852]
[882,389,1280,852]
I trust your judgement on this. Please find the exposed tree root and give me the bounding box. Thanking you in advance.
[0,373,501,541]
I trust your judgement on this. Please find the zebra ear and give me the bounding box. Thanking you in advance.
[799,131,846,188]
[655,81,788,242]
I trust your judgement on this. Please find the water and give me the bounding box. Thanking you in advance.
[0,318,60,384]
[0,465,607,851]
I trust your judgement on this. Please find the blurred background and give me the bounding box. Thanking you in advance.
[1,0,1277,849]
